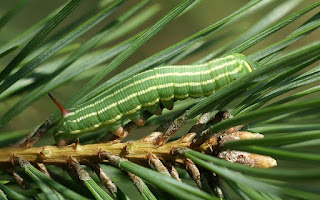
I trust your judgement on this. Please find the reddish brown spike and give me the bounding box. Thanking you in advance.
[48,93,69,116]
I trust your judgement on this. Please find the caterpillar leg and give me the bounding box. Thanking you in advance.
[56,137,76,147]
[57,139,69,147]
[126,110,145,126]
[134,119,144,126]
[154,107,163,115]
[145,102,162,115]
[113,126,125,137]
[160,99,174,110]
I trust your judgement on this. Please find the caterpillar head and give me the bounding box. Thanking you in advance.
[228,53,255,82]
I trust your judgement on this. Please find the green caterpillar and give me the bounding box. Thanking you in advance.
[51,53,254,145]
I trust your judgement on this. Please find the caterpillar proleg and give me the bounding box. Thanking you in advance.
[51,53,254,145]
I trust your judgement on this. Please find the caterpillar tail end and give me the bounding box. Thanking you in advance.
[48,93,69,116]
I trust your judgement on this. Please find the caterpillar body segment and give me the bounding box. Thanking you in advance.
[53,53,254,144]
